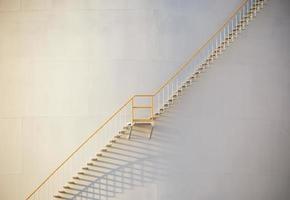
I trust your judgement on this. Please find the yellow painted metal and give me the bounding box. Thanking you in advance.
[133,118,153,123]
[131,97,134,124]
[131,95,154,122]
[25,96,133,200]
[133,106,152,109]
[134,94,154,97]
[153,0,248,96]
[25,0,251,199]
[151,96,154,118]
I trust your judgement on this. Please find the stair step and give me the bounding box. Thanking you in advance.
[190,75,196,80]
[54,195,64,199]
[48,0,266,195]
[238,23,246,27]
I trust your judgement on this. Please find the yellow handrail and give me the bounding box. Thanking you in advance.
[153,0,248,96]
[25,0,251,199]
[134,94,154,97]
[25,96,133,200]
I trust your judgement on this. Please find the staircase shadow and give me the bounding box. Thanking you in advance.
[68,126,173,200]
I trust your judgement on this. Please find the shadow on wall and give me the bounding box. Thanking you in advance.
[62,121,177,200]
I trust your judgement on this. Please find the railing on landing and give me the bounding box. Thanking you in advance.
[25,0,262,199]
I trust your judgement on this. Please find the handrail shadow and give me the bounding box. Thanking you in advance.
[65,126,174,200]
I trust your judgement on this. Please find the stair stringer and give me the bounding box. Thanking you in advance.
[52,1,268,199]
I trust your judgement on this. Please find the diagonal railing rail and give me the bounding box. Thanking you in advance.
[25,0,264,199]
[152,0,264,114]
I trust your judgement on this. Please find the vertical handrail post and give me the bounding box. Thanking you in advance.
[131,98,134,124]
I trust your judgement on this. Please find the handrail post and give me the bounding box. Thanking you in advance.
[131,97,134,125]
[25,1,261,198]
[151,96,154,119]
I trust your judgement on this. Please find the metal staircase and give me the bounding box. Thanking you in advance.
[25,0,267,199]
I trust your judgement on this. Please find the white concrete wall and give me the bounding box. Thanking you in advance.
[155,1,290,199]
[99,0,289,199]
[1,0,289,199]
[0,0,242,199]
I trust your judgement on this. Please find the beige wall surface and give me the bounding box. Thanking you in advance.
[49,1,290,199]
[81,1,289,200]
[0,0,242,199]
